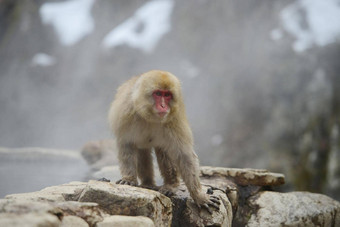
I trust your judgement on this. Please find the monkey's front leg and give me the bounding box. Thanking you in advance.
[116,143,138,186]
[177,149,220,214]
[155,148,180,196]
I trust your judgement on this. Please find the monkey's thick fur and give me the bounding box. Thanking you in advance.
[108,70,220,212]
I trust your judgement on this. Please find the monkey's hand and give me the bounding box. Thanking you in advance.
[195,193,221,214]
[116,178,138,186]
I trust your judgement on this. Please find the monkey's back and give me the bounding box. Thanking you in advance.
[108,76,139,136]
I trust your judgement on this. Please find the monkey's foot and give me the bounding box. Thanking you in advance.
[139,184,159,191]
[159,185,178,197]
[116,178,137,186]
[197,194,221,214]
[98,177,110,182]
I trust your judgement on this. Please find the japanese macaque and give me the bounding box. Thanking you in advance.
[108,70,220,212]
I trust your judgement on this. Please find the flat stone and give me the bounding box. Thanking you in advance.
[78,180,172,227]
[96,215,155,227]
[247,191,340,226]
[0,212,60,227]
[5,181,87,202]
[56,201,107,226]
[200,166,285,186]
[61,216,89,227]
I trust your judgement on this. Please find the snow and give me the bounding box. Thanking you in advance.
[31,53,56,67]
[102,0,174,53]
[40,0,95,46]
[280,0,340,52]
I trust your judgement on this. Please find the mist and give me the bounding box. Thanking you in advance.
[1,0,340,200]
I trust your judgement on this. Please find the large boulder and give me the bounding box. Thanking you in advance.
[171,184,232,227]
[78,180,172,227]
[2,180,172,227]
[5,181,88,202]
[96,215,155,227]
[200,166,285,186]
[0,213,61,227]
[245,191,340,227]
[81,140,118,170]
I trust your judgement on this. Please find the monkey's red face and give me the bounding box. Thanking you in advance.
[152,90,172,117]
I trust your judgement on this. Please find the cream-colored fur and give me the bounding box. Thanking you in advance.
[108,70,220,210]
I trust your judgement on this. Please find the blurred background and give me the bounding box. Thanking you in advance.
[0,0,339,200]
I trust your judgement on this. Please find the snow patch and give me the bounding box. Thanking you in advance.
[31,53,56,67]
[40,0,95,46]
[280,0,340,52]
[102,0,174,53]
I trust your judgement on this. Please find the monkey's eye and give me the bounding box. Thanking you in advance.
[164,92,171,97]
[155,91,162,96]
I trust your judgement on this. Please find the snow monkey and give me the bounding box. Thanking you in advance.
[108,70,220,212]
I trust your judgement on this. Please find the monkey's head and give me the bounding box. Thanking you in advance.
[132,70,183,123]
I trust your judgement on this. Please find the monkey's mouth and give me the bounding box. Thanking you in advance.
[158,112,167,118]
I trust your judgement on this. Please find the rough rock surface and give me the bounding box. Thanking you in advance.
[171,184,232,227]
[1,180,172,227]
[96,215,155,227]
[81,140,118,170]
[61,216,89,227]
[1,166,339,227]
[5,181,88,202]
[78,180,172,226]
[200,166,285,186]
[0,212,61,227]
[246,191,340,227]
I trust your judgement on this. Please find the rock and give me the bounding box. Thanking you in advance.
[56,201,107,226]
[81,140,118,169]
[5,181,88,202]
[200,176,239,213]
[78,180,172,227]
[1,167,339,227]
[91,165,121,182]
[200,166,285,186]
[171,184,232,227]
[0,199,58,214]
[96,215,155,227]
[0,213,61,227]
[61,216,89,227]
[245,191,340,227]
[2,182,107,226]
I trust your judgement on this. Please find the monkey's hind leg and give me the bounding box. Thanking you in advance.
[137,149,156,189]
[155,148,180,196]
[116,143,138,186]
